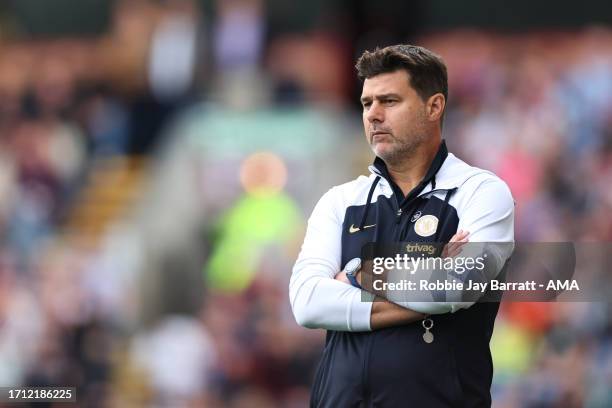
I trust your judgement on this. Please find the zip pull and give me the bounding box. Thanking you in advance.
[396,208,402,224]
[422,318,434,343]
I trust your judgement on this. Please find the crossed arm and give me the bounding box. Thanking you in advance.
[369,298,425,330]
[289,179,514,333]
[335,230,470,330]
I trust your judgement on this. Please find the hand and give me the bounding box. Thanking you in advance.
[335,271,350,284]
[442,229,470,258]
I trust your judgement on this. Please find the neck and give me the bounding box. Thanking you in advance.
[386,139,442,196]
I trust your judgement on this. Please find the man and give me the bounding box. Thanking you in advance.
[289,45,514,407]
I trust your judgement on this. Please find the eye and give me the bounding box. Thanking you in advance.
[382,99,397,106]
[362,101,372,109]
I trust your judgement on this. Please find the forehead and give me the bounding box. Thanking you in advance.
[360,70,415,98]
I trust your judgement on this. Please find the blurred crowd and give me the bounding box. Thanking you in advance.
[0,0,611,407]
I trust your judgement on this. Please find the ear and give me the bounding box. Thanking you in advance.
[426,93,446,123]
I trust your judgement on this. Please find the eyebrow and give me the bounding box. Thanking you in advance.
[360,93,401,103]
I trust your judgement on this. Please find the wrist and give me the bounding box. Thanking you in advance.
[347,272,362,289]
[344,258,362,289]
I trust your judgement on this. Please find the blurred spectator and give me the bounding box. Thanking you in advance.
[148,0,201,103]
[131,315,216,406]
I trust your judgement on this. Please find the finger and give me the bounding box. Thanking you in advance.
[448,243,464,257]
[445,246,459,258]
[445,235,470,257]
[445,231,471,257]
[445,240,460,253]
[445,243,458,255]
[443,243,459,257]
[455,233,470,244]
[449,236,467,250]
[449,232,461,243]
[449,230,469,242]
[457,230,470,240]
[451,239,469,252]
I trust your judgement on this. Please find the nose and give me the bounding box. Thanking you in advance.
[365,101,384,124]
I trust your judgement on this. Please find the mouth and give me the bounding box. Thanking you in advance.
[371,131,392,142]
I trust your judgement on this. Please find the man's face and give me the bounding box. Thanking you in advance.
[360,70,429,165]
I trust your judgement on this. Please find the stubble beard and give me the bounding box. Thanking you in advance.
[372,108,429,167]
[374,130,427,167]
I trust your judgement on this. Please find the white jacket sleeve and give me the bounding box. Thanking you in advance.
[289,188,373,331]
[398,176,515,314]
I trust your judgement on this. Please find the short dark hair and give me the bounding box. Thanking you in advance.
[356,44,448,103]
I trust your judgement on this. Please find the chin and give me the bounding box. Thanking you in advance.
[375,148,406,165]
[372,144,395,160]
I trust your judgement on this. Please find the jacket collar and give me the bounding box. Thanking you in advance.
[368,140,492,195]
[368,140,448,204]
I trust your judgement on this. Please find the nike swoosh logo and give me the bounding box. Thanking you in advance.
[349,224,376,233]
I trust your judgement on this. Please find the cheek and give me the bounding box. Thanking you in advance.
[391,107,418,131]
[386,110,403,131]
[362,111,369,125]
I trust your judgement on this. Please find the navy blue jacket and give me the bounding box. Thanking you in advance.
[290,142,515,407]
